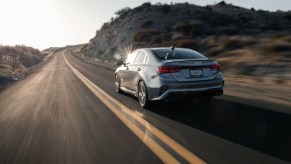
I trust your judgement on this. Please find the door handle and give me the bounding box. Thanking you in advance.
[137,68,141,71]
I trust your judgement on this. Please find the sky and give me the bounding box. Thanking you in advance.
[0,0,290,50]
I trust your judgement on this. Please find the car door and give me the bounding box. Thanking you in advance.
[128,50,147,91]
[120,51,137,90]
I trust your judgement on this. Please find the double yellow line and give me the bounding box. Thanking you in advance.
[62,50,206,164]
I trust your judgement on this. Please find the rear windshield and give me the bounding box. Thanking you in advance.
[151,48,206,60]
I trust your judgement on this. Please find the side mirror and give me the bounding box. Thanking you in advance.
[116,59,125,66]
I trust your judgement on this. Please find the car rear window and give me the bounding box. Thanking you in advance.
[151,48,206,60]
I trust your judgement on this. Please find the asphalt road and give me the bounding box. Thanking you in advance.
[0,49,290,164]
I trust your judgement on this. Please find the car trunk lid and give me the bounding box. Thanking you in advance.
[160,59,221,82]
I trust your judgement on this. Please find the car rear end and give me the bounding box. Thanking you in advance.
[149,48,224,101]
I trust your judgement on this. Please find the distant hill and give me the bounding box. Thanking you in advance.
[81,1,291,80]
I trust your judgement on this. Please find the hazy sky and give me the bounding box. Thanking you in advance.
[0,0,290,50]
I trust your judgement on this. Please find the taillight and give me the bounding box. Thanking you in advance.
[211,63,221,71]
[156,66,182,74]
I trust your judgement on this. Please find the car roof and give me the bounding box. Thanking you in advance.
[149,47,191,51]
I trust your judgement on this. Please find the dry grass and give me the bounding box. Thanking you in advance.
[221,37,256,49]
[0,45,44,86]
[0,64,10,69]
[0,45,43,68]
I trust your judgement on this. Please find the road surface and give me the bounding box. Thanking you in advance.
[0,48,290,164]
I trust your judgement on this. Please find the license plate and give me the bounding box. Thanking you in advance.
[189,69,203,78]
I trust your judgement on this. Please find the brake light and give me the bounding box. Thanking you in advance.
[211,63,221,71]
[156,66,182,74]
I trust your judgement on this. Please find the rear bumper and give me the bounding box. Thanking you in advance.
[148,76,224,101]
[151,86,223,101]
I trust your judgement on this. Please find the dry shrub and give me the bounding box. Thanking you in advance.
[150,36,162,46]
[272,33,285,40]
[141,20,154,28]
[0,45,43,68]
[284,36,291,43]
[81,44,89,52]
[135,2,151,12]
[222,38,256,49]
[159,4,171,13]
[0,64,10,69]
[206,47,225,57]
[161,40,176,47]
[269,43,291,52]
[115,7,131,16]
[206,36,218,45]
[173,39,198,49]
[174,21,203,35]
[237,65,257,76]
[133,30,159,42]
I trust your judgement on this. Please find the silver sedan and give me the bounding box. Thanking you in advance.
[115,47,224,108]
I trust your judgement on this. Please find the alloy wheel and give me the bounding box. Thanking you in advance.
[138,81,147,107]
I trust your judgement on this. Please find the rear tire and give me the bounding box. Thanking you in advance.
[138,81,150,108]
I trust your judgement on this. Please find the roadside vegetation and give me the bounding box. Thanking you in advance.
[0,45,46,86]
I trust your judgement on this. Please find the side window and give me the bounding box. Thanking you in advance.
[126,51,137,65]
[145,53,149,63]
[134,51,146,64]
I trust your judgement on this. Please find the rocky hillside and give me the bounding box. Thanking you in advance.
[81,1,291,80]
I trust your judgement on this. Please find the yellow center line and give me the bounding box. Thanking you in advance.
[62,50,206,164]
